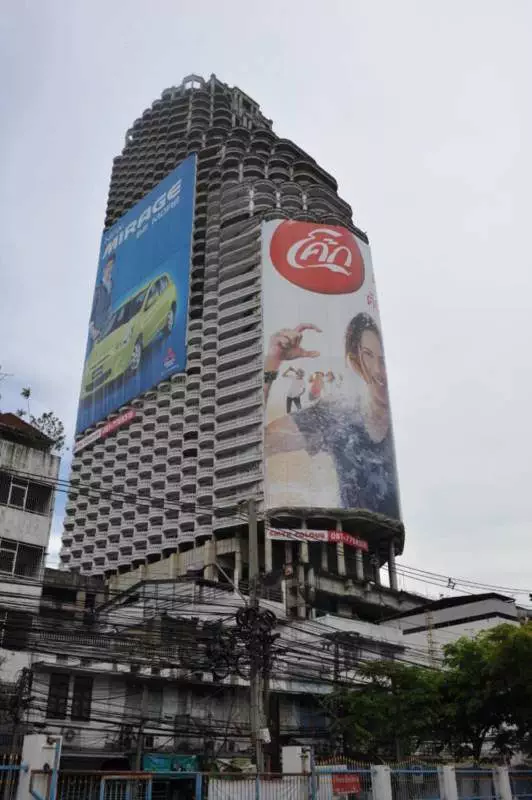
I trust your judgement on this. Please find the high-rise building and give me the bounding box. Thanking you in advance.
[61,74,404,620]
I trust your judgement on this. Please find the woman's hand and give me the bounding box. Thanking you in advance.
[265,323,322,371]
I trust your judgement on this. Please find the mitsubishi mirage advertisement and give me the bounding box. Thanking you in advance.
[76,155,196,434]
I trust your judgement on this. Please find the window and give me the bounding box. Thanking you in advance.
[71,676,93,721]
[8,480,27,508]
[145,283,160,309]
[0,538,44,579]
[0,541,17,574]
[46,673,70,719]
[0,471,52,515]
[0,609,31,650]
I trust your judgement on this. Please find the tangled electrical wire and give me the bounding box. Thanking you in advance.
[198,607,278,682]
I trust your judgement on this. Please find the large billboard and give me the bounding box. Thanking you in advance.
[262,220,401,520]
[76,155,196,434]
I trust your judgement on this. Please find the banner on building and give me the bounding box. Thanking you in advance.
[268,527,368,551]
[142,753,198,774]
[76,155,196,434]
[262,219,401,520]
[73,409,136,454]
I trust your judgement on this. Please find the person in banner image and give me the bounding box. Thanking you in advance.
[87,254,115,356]
[263,313,400,519]
[282,367,306,413]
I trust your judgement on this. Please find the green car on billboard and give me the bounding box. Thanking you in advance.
[81,272,177,399]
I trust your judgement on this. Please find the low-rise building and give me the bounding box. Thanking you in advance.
[391,592,523,665]
[0,414,61,748]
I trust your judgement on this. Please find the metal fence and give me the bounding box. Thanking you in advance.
[455,768,497,800]
[0,753,24,800]
[34,764,532,800]
[510,770,532,800]
[391,767,441,800]
[55,772,154,800]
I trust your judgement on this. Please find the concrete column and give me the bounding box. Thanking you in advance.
[297,563,306,619]
[307,566,316,618]
[204,538,215,581]
[321,542,328,571]
[168,552,178,578]
[371,766,392,800]
[336,520,346,576]
[372,556,381,586]
[388,539,398,590]
[264,528,273,574]
[75,589,86,620]
[438,766,458,800]
[234,533,242,592]
[355,548,364,581]
[492,767,512,800]
[285,541,293,568]
[299,518,309,564]
[17,735,63,800]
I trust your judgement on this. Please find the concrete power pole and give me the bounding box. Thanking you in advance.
[247,498,265,773]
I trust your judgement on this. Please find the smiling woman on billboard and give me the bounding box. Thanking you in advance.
[262,220,401,520]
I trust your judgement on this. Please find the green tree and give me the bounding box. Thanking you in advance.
[325,659,443,761]
[20,387,31,416]
[323,623,532,763]
[28,411,66,454]
[16,408,66,454]
[441,623,532,761]
[14,386,65,454]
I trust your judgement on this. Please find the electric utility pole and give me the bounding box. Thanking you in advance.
[247,498,265,773]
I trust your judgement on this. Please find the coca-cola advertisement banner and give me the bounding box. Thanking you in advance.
[262,219,401,520]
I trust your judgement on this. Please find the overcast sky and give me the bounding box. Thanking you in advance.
[1,1,531,603]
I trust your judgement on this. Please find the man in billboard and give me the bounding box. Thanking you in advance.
[87,254,115,355]
[263,313,399,519]
[282,367,306,413]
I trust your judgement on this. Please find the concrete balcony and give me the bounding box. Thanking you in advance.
[218,298,260,324]
[218,311,261,335]
[0,504,53,550]
[215,467,261,490]
[196,485,213,503]
[217,374,262,399]
[216,412,262,435]
[217,287,260,318]
[215,447,262,470]
[218,269,260,296]
[217,343,261,367]
[216,393,261,420]
[215,429,262,453]
[217,327,261,354]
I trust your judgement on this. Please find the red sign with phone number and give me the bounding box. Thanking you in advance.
[332,773,362,795]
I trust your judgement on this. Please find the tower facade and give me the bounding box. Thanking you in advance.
[61,74,403,618]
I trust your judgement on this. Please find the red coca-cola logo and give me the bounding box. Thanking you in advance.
[269,221,365,294]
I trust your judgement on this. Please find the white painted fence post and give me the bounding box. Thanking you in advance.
[438,766,458,800]
[493,767,513,800]
[371,766,392,800]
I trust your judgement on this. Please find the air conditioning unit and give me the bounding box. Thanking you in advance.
[61,727,79,746]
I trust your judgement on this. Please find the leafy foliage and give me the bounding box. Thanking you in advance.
[324,622,532,762]
[325,659,443,761]
[14,387,66,453]
[29,411,65,453]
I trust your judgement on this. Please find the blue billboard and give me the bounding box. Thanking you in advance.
[76,154,196,434]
